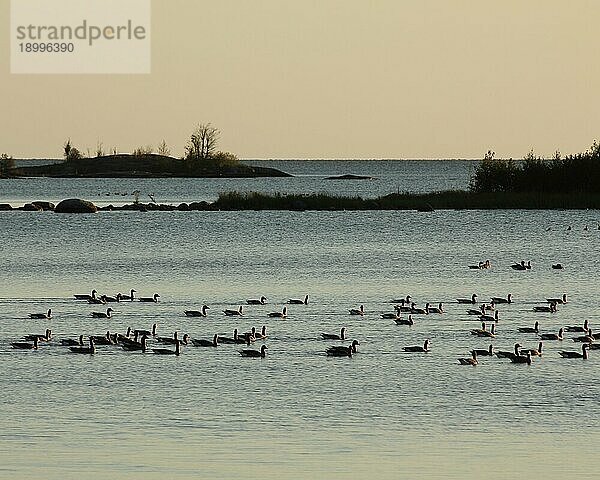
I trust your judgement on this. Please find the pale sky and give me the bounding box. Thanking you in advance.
[1,0,599,159]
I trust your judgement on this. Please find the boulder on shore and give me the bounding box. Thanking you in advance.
[55,198,97,213]
[0,203,13,211]
[32,201,55,211]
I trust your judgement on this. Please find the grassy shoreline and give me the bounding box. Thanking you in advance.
[4,190,599,212]
[212,191,600,210]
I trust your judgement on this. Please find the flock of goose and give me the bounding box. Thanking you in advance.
[8,283,596,365]
[10,291,312,358]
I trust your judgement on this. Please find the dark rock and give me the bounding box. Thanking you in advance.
[177,203,190,211]
[0,203,14,211]
[22,203,42,211]
[189,201,209,210]
[55,198,97,213]
[325,174,375,180]
[32,201,55,211]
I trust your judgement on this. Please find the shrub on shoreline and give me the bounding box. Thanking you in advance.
[470,141,600,194]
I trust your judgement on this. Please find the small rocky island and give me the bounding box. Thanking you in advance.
[2,124,290,179]
[14,153,290,178]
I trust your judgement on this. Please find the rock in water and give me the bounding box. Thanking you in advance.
[55,198,97,213]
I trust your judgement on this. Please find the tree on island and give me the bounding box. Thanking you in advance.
[0,153,15,177]
[185,123,239,170]
[63,139,82,162]
[186,123,220,160]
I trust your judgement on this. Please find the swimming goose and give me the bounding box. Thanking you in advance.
[133,323,157,337]
[539,328,564,341]
[88,295,106,304]
[559,344,589,359]
[103,294,121,303]
[381,306,402,319]
[244,326,258,339]
[122,335,148,352]
[120,289,136,301]
[484,301,496,311]
[349,305,364,316]
[116,327,132,342]
[61,334,84,347]
[458,351,478,366]
[157,332,190,346]
[511,261,527,271]
[467,305,486,315]
[184,305,210,317]
[74,289,98,301]
[268,307,287,318]
[491,294,512,304]
[477,324,496,338]
[391,295,412,305]
[247,296,267,305]
[496,343,522,360]
[152,334,181,355]
[327,340,360,356]
[139,293,160,303]
[547,294,568,304]
[90,331,115,345]
[24,329,52,342]
[403,339,430,353]
[533,302,557,313]
[120,331,141,348]
[70,337,95,354]
[395,315,414,326]
[410,303,427,315]
[457,294,478,304]
[29,309,52,319]
[11,337,39,350]
[427,303,444,314]
[288,294,309,305]
[511,352,532,365]
[326,345,353,357]
[91,308,113,319]
[237,332,254,345]
[471,344,494,357]
[254,325,268,340]
[223,306,243,316]
[471,322,487,335]
[565,319,589,333]
[240,344,268,358]
[321,327,346,341]
[518,321,540,334]
[480,310,499,323]
[520,341,543,357]
[191,334,219,347]
[218,328,241,344]
[572,329,594,343]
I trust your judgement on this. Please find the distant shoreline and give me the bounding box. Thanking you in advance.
[3,190,600,212]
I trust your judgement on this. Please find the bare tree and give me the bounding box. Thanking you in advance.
[96,140,105,157]
[186,123,220,160]
[157,140,170,156]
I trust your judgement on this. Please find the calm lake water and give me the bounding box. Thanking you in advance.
[1,162,599,479]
